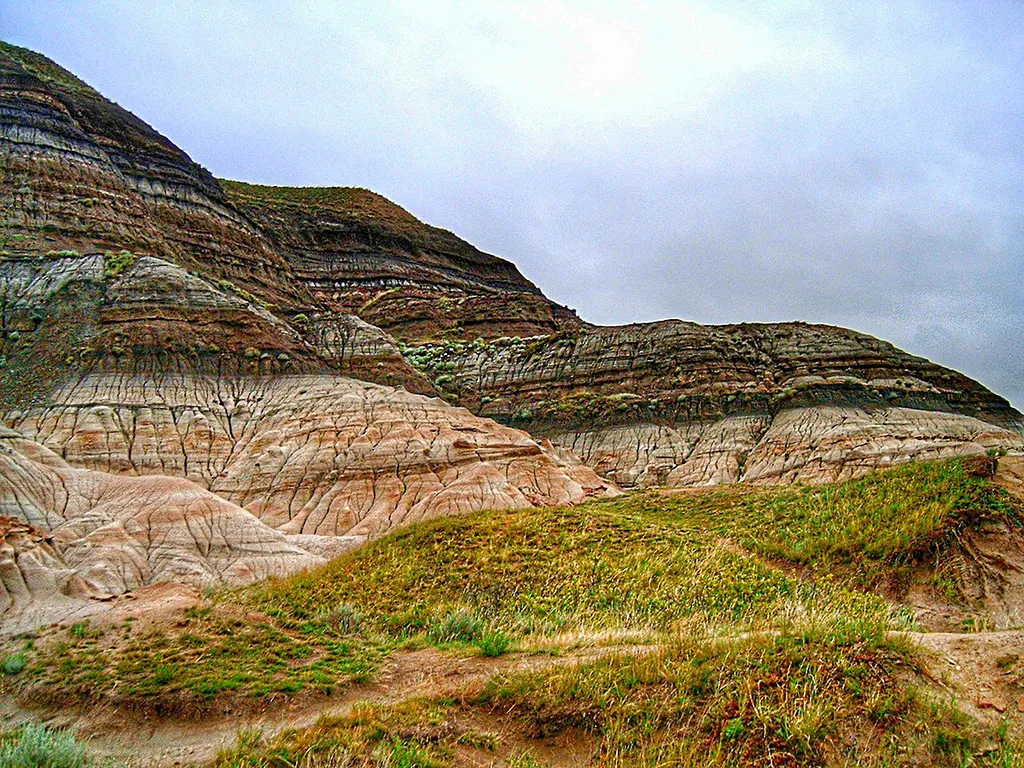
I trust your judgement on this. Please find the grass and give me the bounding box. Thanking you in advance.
[619,456,1019,589]
[221,180,422,230]
[215,623,1024,767]
[10,458,1021,725]
[476,626,1022,766]
[0,722,90,768]
[215,699,493,768]
[101,249,137,280]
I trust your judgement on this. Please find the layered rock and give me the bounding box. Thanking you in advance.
[0,374,616,632]
[222,181,583,341]
[0,41,309,309]
[1,41,1021,532]
[401,322,1023,486]
[5,373,616,538]
[0,426,341,632]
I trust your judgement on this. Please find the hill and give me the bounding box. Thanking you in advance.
[4,457,1024,765]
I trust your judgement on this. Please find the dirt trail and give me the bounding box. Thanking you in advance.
[9,643,655,767]
[909,629,1024,730]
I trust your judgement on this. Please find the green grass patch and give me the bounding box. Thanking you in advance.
[477,625,1021,767]
[14,458,1018,716]
[0,722,90,768]
[214,622,1024,767]
[606,456,1021,588]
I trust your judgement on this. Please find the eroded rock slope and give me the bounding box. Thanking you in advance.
[0,374,615,632]
[222,181,584,341]
[0,427,337,632]
[1,40,1022,635]
[402,322,1023,486]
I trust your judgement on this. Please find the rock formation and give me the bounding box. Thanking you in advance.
[0,40,1021,631]
[400,322,1023,486]
[222,181,584,341]
[0,377,614,631]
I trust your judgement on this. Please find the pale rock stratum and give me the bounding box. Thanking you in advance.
[0,373,615,630]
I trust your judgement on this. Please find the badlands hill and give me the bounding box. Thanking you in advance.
[0,39,1021,631]
[1,40,1024,768]
[0,39,1022,629]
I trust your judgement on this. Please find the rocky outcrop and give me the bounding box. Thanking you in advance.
[0,374,616,632]
[0,427,342,632]
[0,252,326,409]
[401,322,1023,486]
[222,181,584,342]
[5,374,616,537]
[0,41,310,310]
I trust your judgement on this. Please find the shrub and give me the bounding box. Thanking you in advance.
[476,630,512,657]
[2,652,26,675]
[427,610,483,644]
[0,723,89,768]
[102,250,137,280]
[324,603,364,635]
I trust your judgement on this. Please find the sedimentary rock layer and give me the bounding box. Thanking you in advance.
[5,373,616,538]
[402,322,1024,486]
[0,426,341,632]
[0,375,615,631]
[0,41,309,309]
[222,181,584,342]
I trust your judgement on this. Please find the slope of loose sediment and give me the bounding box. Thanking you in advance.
[403,322,1023,486]
[4,373,615,539]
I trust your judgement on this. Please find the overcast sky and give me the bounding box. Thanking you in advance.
[3,0,1022,408]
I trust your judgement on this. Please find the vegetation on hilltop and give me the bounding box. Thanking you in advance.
[221,179,426,229]
[6,458,1019,729]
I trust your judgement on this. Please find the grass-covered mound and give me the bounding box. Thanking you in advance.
[5,458,1019,718]
[217,626,1021,768]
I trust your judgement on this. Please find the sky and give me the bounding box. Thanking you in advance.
[3,0,1022,408]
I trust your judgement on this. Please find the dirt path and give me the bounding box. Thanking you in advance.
[908,629,1024,732]
[8,643,655,767]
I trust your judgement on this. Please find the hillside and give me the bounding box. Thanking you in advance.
[2,40,1024,766]
[4,457,1024,765]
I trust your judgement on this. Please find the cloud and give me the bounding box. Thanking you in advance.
[4,0,1022,407]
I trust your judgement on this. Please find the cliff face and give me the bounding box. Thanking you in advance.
[222,181,584,342]
[0,41,307,309]
[401,322,1023,486]
[1,42,1022,630]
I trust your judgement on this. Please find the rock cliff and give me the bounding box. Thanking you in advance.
[222,181,584,341]
[401,322,1023,486]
